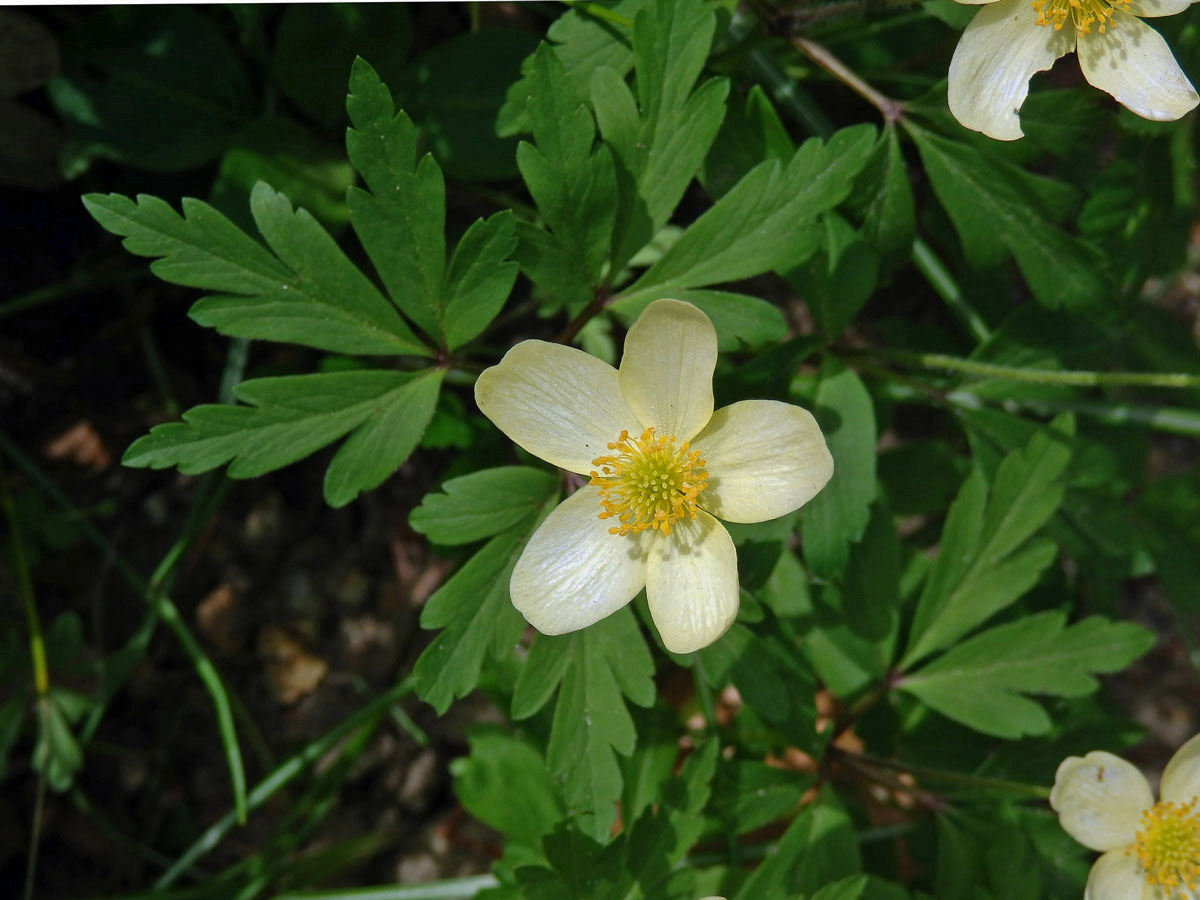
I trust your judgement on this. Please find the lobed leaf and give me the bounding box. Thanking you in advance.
[513,608,656,841]
[618,124,876,303]
[410,466,560,546]
[82,187,429,357]
[123,369,443,507]
[899,612,1155,738]
[902,418,1074,668]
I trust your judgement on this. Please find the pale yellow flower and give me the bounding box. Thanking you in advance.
[1050,733,1200,899]
[948,0,1198,140]
[474,299,833,654]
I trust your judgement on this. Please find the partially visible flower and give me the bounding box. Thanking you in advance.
[1050,733,1200,898]
[474,299,833,654]
[947,0,1198,140]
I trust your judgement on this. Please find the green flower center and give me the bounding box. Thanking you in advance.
[1130,798,1200,895]
[589,427,708,536]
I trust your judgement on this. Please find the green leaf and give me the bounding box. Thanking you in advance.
[619,125,876,303]
[496,0,636,138]
[82,186,429,357]
[734,786,862,899]
[346,58,518,346]
[443,211,519,349]
[700,83,795,201]
[209,116,356,232]
[592,0,729,268]
[403,28,541,181]
[698,621,818,752]
[414,496,556,714]
[902,418,1074,668]
[516,43,618,288]
[272,6,411,126]
[513,608,656,840]
[803,499,901,699]
[33,690,88,792]
[451,725,563,848]
[619,739,719,898]
[899,612,1155,738]
[712,760,813,835]
[123,369,443,507]
[346,58,446,341]
[850,127,916,269]
[410,466,559,545]
[908,124,1108,311]
[800,360,877,579]
[47,8,253,173]
[786,212,880,341]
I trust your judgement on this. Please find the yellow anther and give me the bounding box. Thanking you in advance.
[1127,798,1200,894]
[589,426,708,536]
[1030,0,1128,33]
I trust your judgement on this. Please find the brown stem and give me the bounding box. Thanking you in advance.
[554,290,614,345]
[790,36,905,125]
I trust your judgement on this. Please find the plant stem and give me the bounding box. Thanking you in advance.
[835,747,1052,799]
[0,431,249,824]
[789,36,905,124]
[555,291,614,344]
[911,238,991,343]
[1,457,47,697]
[155,679,413,889]
[858,347,1200,388]
[272,876,501,900]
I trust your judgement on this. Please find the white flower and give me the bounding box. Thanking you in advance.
[474,298,833,654]
[1050,733,1200,899]
[947,0,1199,140]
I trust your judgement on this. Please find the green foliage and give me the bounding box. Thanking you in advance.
[346,58,519,349]
[47,2,1200,897]
[902,418,1074,669]
[908,124,1110,312]
[123,369,442,507]
[412,475,560,713]
[900,612,1154,738]
[513,609,656,841]
[83,185,429,357]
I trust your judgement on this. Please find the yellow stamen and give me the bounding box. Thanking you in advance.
[588,427,708,536]
[1128,798,1200,894]
[1030,0,1129,34]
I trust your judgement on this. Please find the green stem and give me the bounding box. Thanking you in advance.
[560,0,632,27]
[839,748,1052,799]
[271,876,501,900]
[911,238,991,343]
[0,432,248,824]
[862,347,1200,388]
[1,457,47,697]
[155,679,413,889]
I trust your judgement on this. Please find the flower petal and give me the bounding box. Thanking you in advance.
[645,510,738,654]
[1084,850,1152,900]
[476,340,639,475]
[1079,13,1199,121]
[510,485,650,635]
[947,0,1075,140]
[1050,751,1153,851]
[1127,0,1194,17]
[1160,732,1200,804]
[690,400,833,524]
[619,299,717,442]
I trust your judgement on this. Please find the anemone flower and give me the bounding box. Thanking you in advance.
[948,0,1198,140]
[1051,733,1200,898]
[474,298,833,654]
